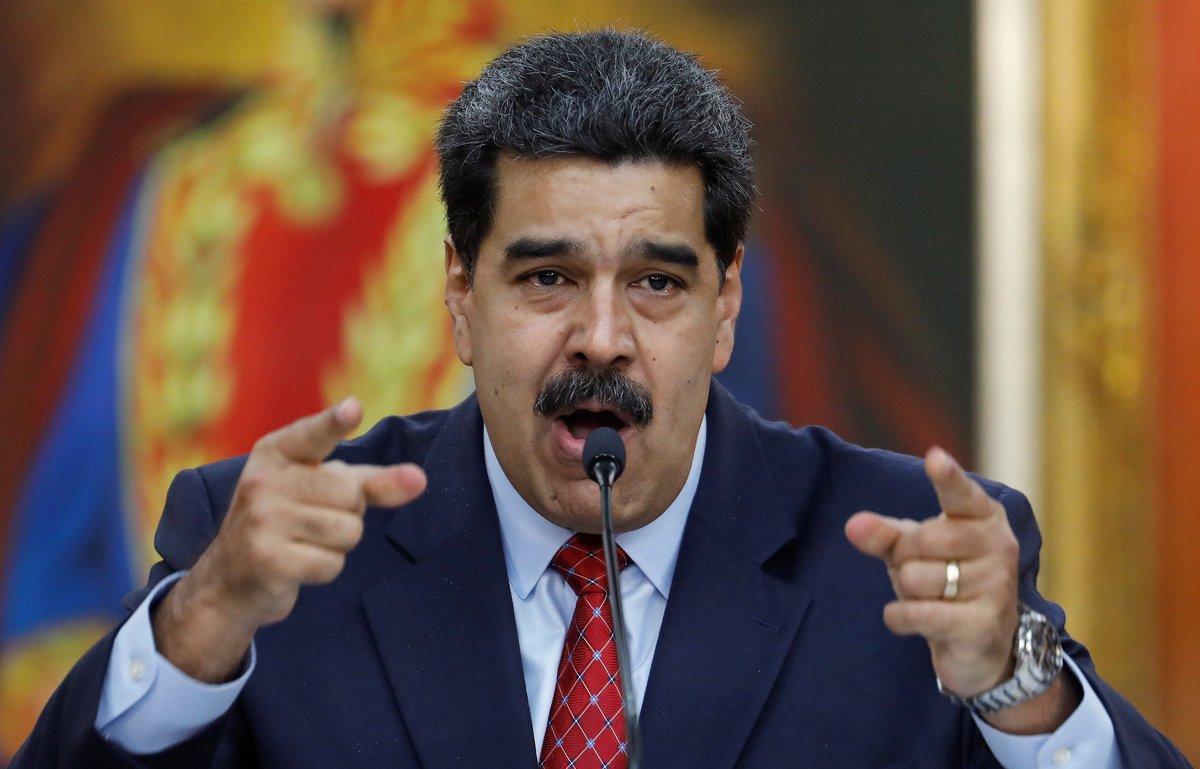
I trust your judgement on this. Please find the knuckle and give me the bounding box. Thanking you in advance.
[237,471,271,496]
[274,556,307,584]
[239,504,265,537]
[340,477,364,507]
[321,482,353,512]
[306,555,344,583]
[340,516,365,548]
[887,605,916,634]
[995,529,1020,560]
[244,498,283,533]
[278,461,306,487]
[310,512,361,549]
[315,468,359,509]
[318,516,361,552]
[246,539,276,573]
[882,603,903,628]
[896,564,923,596]
[916,524,944,556]
[300,512,329,540]
[342,480,367,512]
[949,528,976,556]
[911,525,930,554]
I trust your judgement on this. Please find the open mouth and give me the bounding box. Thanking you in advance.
[557,408,631,439]
[546,399,640,463]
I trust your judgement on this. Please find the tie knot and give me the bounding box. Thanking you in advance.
[550,533,630,595]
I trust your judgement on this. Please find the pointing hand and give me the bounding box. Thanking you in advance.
[845,449,1020,702]
[153,399,427,682]
[844,449,1079,733]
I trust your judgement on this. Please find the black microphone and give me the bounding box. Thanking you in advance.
[582,427,640,769]
[584,425,626,486]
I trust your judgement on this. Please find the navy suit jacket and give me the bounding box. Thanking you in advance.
[13,383,1191,768]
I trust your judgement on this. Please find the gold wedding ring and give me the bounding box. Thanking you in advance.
[942,559,961,600]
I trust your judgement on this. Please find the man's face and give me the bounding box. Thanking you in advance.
[445,156,742,532]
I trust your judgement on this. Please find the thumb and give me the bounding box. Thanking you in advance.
[268,398,363,464]
[845,511,911,563]
[356,463,428,508]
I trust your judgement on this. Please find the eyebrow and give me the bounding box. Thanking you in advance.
[503,237,585,261]
[632,240,700,270]
[501,236,700,271]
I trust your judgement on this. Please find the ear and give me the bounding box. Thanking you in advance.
[444,236,474,366]
[711,244,744,374]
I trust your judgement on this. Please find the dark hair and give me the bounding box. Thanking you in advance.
[436,29,755,278]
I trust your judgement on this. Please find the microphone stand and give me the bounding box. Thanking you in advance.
[593,457,642,769]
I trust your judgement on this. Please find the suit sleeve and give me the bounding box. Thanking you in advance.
[996,487,1193,769]
[9,467,253,769]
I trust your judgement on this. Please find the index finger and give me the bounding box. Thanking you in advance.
[343,463,428,508]
[265,397,363,464]
[845,512,919,565]
[924,446,995,520]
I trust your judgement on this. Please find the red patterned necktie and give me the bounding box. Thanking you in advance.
[539,533,632,769]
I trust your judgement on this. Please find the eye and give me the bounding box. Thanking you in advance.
[530,269,564,287]
[637,274,680,293]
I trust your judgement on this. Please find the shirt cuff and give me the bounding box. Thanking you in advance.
[973,655,1121,769]
[95,571,256,754]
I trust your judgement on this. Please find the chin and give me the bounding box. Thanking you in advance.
[548,480,606,534]
[545,476,655,535]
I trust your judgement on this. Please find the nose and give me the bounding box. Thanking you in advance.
[565,283,635,369]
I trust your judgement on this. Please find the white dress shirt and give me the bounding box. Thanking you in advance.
[96,418,1121,769]
[485,423,702,754]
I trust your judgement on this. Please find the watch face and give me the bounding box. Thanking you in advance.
[1020,609,1062,682]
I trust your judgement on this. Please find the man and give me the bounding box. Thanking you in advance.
[13,29,1190,769]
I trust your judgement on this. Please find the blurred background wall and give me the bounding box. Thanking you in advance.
[0,0,1194,762]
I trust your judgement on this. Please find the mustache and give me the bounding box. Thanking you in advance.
[533,367,654,428]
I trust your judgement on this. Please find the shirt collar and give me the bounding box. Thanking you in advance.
[484,418,706,601]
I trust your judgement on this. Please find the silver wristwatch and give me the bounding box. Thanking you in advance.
[937,604,1064,716]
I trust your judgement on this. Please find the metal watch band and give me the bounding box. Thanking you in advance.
[937,604,1064,716]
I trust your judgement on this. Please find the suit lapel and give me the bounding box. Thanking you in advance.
[640,383,822,769]
[362,398,538,769]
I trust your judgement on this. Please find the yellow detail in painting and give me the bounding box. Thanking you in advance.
[323,165,473,429]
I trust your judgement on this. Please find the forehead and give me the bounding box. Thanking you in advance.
[485,155,708,253]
